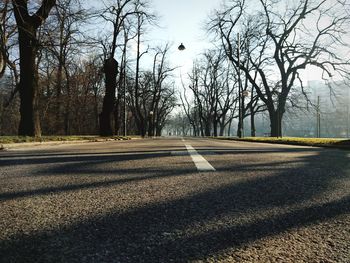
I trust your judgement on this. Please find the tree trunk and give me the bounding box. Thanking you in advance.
[63,66,71,135]
[94,94,99,133]
[133,113,146,137]
[227,119,232,137]
[0,49,5,79]
[17,26,41,137]
[114,95,121,135]
[141,120,146,137]
[64,105,70,135]
[236,119,242,138]
[250,111,256,137]
[148,114,154,137]
[99,57,118,136]
[213,120,218,137]
[204,121,211,136]
[114,62,126,135]
[55,62,63,134]
[269,109,283,137]
[156,125,162,136]
[219,123,225,136]
[13,0,56,137]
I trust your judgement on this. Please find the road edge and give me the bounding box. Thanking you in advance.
[211,137,350,150]
[0,137,137,151]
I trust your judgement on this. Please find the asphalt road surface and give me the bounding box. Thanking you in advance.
[0,137,349,262]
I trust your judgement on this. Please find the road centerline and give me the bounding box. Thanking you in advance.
[185,144,216,172]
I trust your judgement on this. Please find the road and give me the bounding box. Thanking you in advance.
[0,137,349,262]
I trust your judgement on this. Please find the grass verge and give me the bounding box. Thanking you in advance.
[214,136,350,148]
[0,135,132,145]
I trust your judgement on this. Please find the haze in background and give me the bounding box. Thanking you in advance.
[148,0,329,83]
[148,0,220,81]
[90,0,331,83]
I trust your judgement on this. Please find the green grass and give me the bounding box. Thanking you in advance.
[215,136,350,148]
[0,135,131,144]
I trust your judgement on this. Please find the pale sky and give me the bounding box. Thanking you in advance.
[91,0,343,83]
[147,0,222,82]
[89,0,222,85]
[146,0,329,84]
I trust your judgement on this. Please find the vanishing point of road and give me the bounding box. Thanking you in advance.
[0,137,349,262]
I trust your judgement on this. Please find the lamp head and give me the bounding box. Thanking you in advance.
[178,43,186,51]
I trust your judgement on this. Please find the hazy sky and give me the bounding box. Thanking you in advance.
[148,0,222,81]
[150,0,219,46]
[147,0,325,83]
[91,0,336,83]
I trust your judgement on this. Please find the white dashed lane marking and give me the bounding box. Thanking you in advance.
[185,144,216,172]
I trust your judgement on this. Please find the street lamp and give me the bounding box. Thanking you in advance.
[316,96,321,138]
[149,111,154,137]
[237,33,244,138]
[240,90,250,138]
[178,43,186,51]
[123,67,127,137]
[242,90,249,97]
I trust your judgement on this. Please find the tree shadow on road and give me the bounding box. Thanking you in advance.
[0,146,349,262]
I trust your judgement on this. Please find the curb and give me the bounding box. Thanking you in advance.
[0,137,133,151]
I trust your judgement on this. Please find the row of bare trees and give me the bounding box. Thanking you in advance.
[1,0,349,137]
[206,0,350,137]
[181,50,237,137]
[0,0,177,137]
[178,0,350,138]
[180,47,266,137]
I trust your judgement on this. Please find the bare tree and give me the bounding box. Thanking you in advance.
[128,44,176,137]
[130,0,156,137]
[180,63,203,136]
[87,57,104,133]
[98,0,137,136]
[0,1,20,115]
[0,0,11,79]
[147,43,177,136]
[211,0,350,137]
[217,64,238,136]
[154,87,177,136]
[40,0,87,134]
[12,0,56,136]
[97,0,155,136]
[114,19,135,135]
[184,49,240,137]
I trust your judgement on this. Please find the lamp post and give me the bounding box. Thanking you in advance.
[123,65,127,137]
[177,45,187,136]
[347,86,349,138]
[241,90,249,138]
[237,33,244,138]
[316,96,321,138]
[149,110,154,137]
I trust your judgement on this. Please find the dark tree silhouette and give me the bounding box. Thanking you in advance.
[98,0,132,136]
[12,0,56,136]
